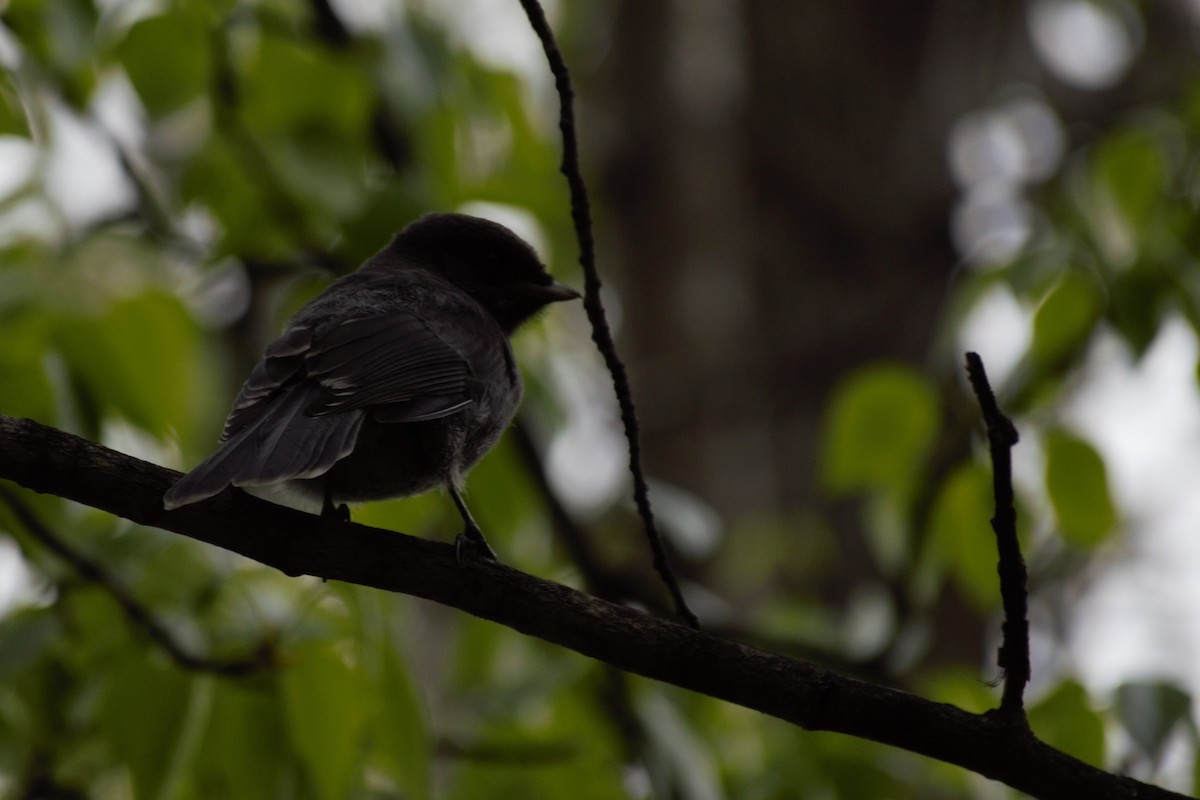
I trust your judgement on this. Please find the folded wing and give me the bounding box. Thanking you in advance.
[163,312,472,509]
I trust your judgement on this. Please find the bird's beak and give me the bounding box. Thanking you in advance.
[530,280,582,303]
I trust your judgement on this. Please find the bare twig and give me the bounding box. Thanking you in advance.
[964,352,1029,716]
[0,485,273,677]
[515,0,698,628]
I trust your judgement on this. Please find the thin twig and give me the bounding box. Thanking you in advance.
[0,485,273,677]
[515,0,698,628]
[964,352,1029,716]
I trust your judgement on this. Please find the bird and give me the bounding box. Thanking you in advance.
[163,212,579,558]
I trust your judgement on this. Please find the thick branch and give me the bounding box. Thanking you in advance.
[0,414,1185,800]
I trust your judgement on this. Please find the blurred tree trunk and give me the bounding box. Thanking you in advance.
[591,1,1022,595]
[588,0,1198,666]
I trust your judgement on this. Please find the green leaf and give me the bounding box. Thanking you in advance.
[0,79,33,137]
[821,364,940,494]
[238,33,371,140]
[6,0,97,106]
[372,646,432,800]
[640,691,723,800]
[54,291,206,437]
[100,652,195,799]
[0,311,56,421]
[116,7,211,117]
[1030,274,1102,368]
[1096,130,1165,234]
[918,667,1000,715]
[181,136,292,258]
[0,608,59,679]
[928,462,1000,612]
[236,33,373,222]
[281,643,371,799]
[463,436,541,552]
[1044,429,1116,547]
[1115,681,1194,766]
[1109,269,1164,356]
[1028,681,1105,767]
[197,679,294,800]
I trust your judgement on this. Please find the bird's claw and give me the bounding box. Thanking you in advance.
[321,494,351,522]
[454,525,498,563]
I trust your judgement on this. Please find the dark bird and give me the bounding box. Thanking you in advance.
[163,212,579,558]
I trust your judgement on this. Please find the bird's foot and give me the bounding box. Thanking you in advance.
[454,524,498,563]
[321,495,350,521]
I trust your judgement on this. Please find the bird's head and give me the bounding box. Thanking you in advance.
[390,213,579,334]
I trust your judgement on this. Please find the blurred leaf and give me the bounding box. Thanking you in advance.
[640,691,723,800]
[338,585,434,800]
[101,652,194,799]
[0,81,32,137]
[372,645,432,800]
[236,31,373,222]
[1115,681,1195,767]
[1096,130,1166,235]
[281,643,371,799]
[0,311,56,421]
[132,535,221,610]
[181,136,292,258]
[928,462,999,612]
[918,668,998,715]
[821,364,939,495]
[1044,428,1116,547]
[59,583,134,670]
[465,436,542,554]
[754,726,932,800]
[54,291,205,438]
[0,608,59,679]
[1109,269,1165,356]
[116,6,211,117]
[196,679,293,800]
[1030,273,1102,368]
[239,33,371,140]
[271,131,369,221]
[5,0,97,106]
[1028,681,1105,767]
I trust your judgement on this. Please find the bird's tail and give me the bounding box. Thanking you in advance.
[163,390,364,510]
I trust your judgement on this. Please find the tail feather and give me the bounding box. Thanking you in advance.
[163,388,364,510]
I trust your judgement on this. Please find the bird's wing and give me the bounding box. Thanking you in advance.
[301,313,473,420]
[163,312,473,509]
[221,322,316,441]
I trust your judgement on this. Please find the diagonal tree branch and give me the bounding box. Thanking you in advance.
[0,413,1186,800]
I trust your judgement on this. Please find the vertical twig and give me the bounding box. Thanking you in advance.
[964,352,1029,715]
[516,0,698,628]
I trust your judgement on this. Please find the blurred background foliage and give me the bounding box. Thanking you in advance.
[1,0,1200,797]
